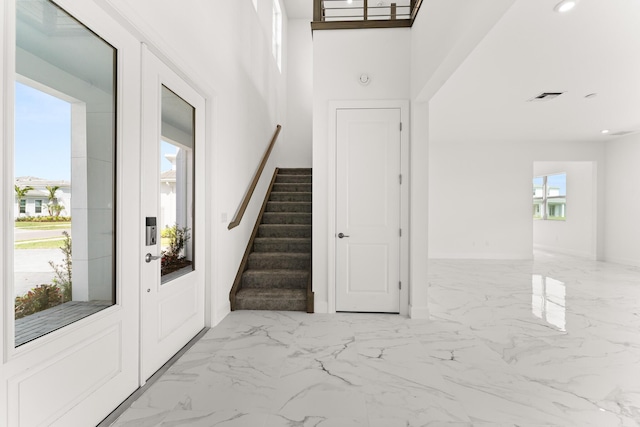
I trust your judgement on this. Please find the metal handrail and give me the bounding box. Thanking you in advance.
[227,125,281,230]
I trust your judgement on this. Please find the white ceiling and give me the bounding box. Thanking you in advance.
[282,0,313,19]
[282,0,640,144]
[431,0,640,143]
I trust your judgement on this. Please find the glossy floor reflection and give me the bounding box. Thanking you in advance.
[112,252,640,426]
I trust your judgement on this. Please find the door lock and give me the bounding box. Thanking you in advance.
[145,217,157,246]
[337,232,350,239]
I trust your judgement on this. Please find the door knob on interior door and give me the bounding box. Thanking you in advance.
[145,253,161,263]
[338,232,350,238]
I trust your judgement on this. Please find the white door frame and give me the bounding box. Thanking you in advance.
[327,100,410,315]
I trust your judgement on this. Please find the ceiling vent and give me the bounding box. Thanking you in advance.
[528,92,565,102]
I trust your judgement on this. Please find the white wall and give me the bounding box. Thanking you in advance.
[427,138,606,259]
[102,0,288,321]
[411,0,515,100]
[604,134,640,266]
[312,28,411,312]
[280,18,312,167]
[533,161,596,259]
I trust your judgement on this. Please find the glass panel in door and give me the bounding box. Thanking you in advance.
[13,0,116,347]
[159,86,195,283]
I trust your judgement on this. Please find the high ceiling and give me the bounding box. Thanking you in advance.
[430,0,640,144]
[282,0,640,144]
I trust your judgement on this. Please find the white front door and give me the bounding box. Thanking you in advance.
[2,1,141,425]
[335,108,401,313]
[140,46,205,381]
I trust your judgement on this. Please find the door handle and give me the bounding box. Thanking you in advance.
[337,232,350,239]
[145,253,161,263]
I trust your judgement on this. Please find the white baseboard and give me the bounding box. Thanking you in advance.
[602,256,640,268]
[314,300,329,314]
[409,305,429,319]
[533,244,594,259]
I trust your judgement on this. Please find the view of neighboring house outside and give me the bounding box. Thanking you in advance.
[533,173,566,220]
[14,176,71,218]
[160,152,177,229]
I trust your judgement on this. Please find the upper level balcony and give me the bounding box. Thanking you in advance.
[312,0,423,30]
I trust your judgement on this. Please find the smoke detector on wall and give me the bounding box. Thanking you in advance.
[527,92,565,102]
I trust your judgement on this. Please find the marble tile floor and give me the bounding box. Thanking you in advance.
[111,252,640,426]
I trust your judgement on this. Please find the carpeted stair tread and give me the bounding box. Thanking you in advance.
[272,183,312,192]
[261,212,312,224]
[266,201,312,213]
[235,288,307,311]
[269,192,312,202]
[277,168,312,175]
[253,237,311,253]
[242,269,308,289]
[258,224,311,238]
[276,175,312,183]
[248,252,310,269]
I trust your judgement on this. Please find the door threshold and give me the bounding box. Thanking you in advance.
[97,327,209,427]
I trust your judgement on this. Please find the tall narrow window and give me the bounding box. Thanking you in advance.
[160,86,195,283]
[14,0,116,346]
[272,0,282,72]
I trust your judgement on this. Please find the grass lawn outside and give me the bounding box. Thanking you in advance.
[14,222,71,230]
[15,238,66,250]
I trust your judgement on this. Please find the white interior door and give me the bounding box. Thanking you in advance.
[335,108,401,313]
[140,46,205,381]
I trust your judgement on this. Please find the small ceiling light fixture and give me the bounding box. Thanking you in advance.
[584,93,597,99]
[554,0,578,13]
[601,129,610,134]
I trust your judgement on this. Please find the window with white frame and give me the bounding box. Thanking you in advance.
[272,0,282,72]
[533,173,566,221]
[35,199,42,214]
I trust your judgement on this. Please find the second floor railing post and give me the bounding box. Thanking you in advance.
[313,0,322,22]
[363,0,368,20]
[391,3,397,20]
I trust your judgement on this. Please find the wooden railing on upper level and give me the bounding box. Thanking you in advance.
[312,0,423,30]
[228,125,282,230]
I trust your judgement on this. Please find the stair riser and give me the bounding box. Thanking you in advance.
[258,225,311,238]
[253,240,311,253]
[248,256,310,270]
[276,175,312,184]
[261,213,311,225]
[266,202,312,213]
[269,192,312,202]
[242,273,308,289]
[277,168,312,176]
[272,183,312,193]
[235,298,307,311]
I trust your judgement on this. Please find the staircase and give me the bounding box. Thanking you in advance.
[231,168,313,312]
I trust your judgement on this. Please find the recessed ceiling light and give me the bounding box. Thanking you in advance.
[601,129,610,134]
[554,0,578,13]
[584,93,597,99]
